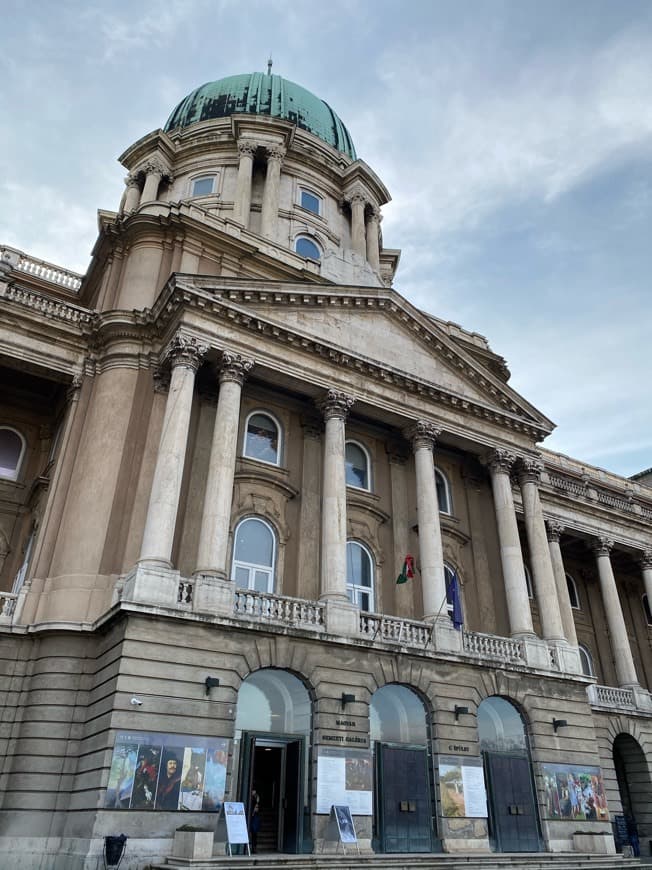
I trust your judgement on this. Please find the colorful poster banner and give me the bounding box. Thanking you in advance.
[542,763,609,821]
[105,731,228,812]
[439,756,488,818]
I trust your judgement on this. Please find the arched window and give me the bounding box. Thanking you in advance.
[524,563,534,599]
[235,669,311,737]
[191,175,216,196]
[435,467,452,514]
[478,696,529,754]
[295,236,321,261]
[243,411,281,465]
[370,684,428,745]
[643,594,652,627]
[346,541,374,611]
[444,563,459,620]
[566,573,580,609]
[345,441,370,490]
[579,644,595,677]
[0,427,26,481]
[231,517,276,593]
[299,189,322,216]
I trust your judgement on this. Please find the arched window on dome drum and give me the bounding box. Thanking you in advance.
[566,573,580,609]
[579,644,595,677]
[434,467,452,514]
[191,175,216,197]
[345,441,370,490]
[295,236,321,261]
[300,189,322,216]
[231,517,276,593]
[244,412,281,465]
[346,541,374,611]
[0,427,26,481]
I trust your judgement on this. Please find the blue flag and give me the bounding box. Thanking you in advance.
[446,571,464,631]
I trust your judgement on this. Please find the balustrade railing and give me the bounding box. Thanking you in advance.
[588,684,635,709]
[0,592,18,621]
[11,250,83,290]
[463,631,526,664]
[359,612,431,646]
[234,589,325,629]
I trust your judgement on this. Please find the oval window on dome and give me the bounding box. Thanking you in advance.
[295,236,321,261]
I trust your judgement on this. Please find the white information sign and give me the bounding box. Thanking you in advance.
[223,801,249,844]
[461,765,488,818]
[316,749,372,815]
[439,756,488,819]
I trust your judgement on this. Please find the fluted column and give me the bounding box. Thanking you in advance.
[139,335,208,567]
[123,173,141,212]
[593,537,639,687]
[141,159,168,204]
[350,193,367,259]
[318,390,354,602]
[260,146,286,240]
[641,550,652,614]
[233,140,257,227]
[406,421,446,621]
[365,207,381,272]
[487,449,534,637]
[195,352,253,578]
[519,458,565,642]
[546,519,578,645]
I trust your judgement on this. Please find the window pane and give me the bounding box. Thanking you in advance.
[192,176,214,196]
[295,237,320,260]
[347,542,370,586]
[359,592,370,611]
[254,570,270,593]
[245,413,279,463]
[235,519,274,566]
[345,443,368,488]
[0,429,22,477]
[235,567,249,588]
[435,469,450,513]
[478,697,528,753]
[301,191,320,214]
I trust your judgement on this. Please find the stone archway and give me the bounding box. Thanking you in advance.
[613,733,652,855]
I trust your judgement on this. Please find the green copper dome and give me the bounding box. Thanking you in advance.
[164,72,356,160]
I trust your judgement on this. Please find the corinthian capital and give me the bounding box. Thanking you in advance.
[640,549,652,570]
[349,191,367,206]
[592,536,614,557]
[545,518,565,543]
[165,334,209,371]
[140,157,169,177]
[518,455,544,484]
[485,448,517,474]
[266,145,286,161]
[404,420,441,452]
[125,172,140,189]
[219,351,254,385]
[238,139,258,157]
[317,389,355,421]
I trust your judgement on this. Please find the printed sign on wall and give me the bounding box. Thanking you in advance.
[541,763,609,821]
[439,756,488,818]
[316,747,373,815]
[105,731,229,812]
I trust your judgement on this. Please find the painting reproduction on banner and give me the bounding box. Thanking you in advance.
[105,731,228,812]
[542,764,609,821]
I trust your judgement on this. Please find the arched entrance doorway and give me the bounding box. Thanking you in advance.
[478,696,540,852]
[370,684,437,853]
[613,733,652,855]
[235,669,312,853]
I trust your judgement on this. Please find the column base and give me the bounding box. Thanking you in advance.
[323,599,360,638]
[193,574,235,617]
[122,563,179,608]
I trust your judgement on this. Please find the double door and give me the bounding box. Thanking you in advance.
[376,744,436,853]
[484,753,540,852]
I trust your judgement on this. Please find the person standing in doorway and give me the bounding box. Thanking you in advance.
[249,787,261,853]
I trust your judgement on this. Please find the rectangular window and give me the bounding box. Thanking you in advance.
[300,190,321,215]
[192,176,215,196]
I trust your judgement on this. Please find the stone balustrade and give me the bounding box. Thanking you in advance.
[360,612,431,646]
[1,246,83,291]
[0,592,18,624]
[587,683,652,715]
[463,630,526,665]
[234,589,325,629]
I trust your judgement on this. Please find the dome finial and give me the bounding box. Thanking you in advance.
[267,55,273,75]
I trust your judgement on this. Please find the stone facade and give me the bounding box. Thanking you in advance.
[0,73,651,869]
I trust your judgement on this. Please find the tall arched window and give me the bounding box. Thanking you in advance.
[232,517,276,593]
[295,236,321,260]
[566,573,580,609]
[0,427,26,481]
[345,441,370,490]
[244,411,281,465]
[579,644,595,677]
[346,541,374,611]
[524,564,534,599]
[643,594,652,627]
[435,467,452,514]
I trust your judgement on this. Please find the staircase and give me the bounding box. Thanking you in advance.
[155,851,643,870]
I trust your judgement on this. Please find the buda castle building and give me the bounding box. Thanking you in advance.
[1,71,651,869]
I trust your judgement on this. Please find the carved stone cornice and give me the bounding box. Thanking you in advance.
[317,389,355,421]
[485,448,517,475]
[238,139,258,158]
[518,455,544,485]
[545,518,565,543]
[165,334,209,371]
[217,351,253,385]
[404,420,440,452]
[640,549,652,570]
[591,536,614,558]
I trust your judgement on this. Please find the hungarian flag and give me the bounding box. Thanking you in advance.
[396,555,415,585]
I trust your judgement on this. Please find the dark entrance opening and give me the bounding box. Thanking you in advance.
[478,696,541,852]
[613,733,652,856]
[240,734,304,854]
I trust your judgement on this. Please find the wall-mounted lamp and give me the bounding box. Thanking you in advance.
[205,676,220,696]
[553,718,568,734]
[341,693,356,709]
[454,705,469,721]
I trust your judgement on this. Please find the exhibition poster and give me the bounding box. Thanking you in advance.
[316,748,373,815]
[542,763,609,821]
[333,805,358,844]
[439,756,488,818]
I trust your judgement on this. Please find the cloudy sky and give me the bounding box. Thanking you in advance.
[1,0,650,477]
